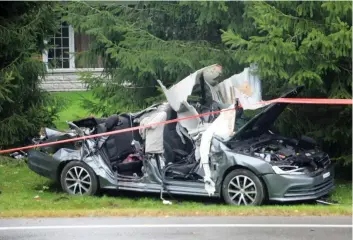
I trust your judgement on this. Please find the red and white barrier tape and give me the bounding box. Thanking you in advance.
[0,97,351,154]
[264,98,352,105]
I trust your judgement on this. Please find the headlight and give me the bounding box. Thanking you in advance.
[272,165,306,175]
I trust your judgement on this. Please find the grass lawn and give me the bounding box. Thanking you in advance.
[0,158,351,218]
[52,91,97,130]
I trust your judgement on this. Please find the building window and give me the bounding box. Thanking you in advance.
[43,22,104,71]
[43,22,75,70]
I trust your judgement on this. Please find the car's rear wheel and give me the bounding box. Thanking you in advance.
[222,169,265,206]
[60,161,98,196]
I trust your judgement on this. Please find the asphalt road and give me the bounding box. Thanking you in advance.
[0,216,351,240]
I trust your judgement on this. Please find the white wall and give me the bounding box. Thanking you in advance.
[40,69,104,92]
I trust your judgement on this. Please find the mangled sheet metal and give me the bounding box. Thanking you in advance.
[158,64,265,195]
[52,141,117,185]
[157,64,223,132]
[214,64,263,109]
[138,103,169,154]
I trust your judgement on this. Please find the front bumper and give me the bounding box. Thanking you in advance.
[262,164,335,202]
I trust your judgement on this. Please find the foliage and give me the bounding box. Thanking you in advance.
[221,1,352,164]
[0,2,63,148]
[61,1,242,115]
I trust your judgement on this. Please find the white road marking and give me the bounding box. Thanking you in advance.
[0,224,352,231]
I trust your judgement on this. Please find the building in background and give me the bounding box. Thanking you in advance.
[41,22,103,92]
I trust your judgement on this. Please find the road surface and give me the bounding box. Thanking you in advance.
[0,216,351,240]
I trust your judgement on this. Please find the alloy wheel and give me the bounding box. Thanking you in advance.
[227,175,257,205]
[64,166,92,195]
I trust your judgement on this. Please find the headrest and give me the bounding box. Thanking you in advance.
[105,114,120,130]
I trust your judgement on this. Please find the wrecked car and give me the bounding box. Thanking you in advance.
[27,65,335,205]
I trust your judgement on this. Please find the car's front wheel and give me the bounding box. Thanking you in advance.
[60,161,99,196]
[222,169,265,206]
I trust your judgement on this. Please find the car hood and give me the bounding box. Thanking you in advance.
[233,86,304,140]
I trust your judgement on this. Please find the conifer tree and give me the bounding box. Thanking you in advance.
[61,1,241,114]
[0,2,62,148]
[221,1,352,164]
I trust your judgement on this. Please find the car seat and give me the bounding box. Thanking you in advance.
[96,114,143,175]
[163,106,194,164]
[103,114,137,163]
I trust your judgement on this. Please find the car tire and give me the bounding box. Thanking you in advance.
[60,161,99,196]
[222,169,265,206]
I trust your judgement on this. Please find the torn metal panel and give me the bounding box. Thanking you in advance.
[157,65,222,139]
[157,64,224,133]
[138,104,169,154]
[53,147,118,186]
[215,65,262,109]
[158,64,263,195]
[199,105,237,195]
[44,128,72,138]
[157,64,222,112]
[175,101,203,133]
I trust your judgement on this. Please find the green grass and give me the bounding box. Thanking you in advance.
[0,158,351,218]
[53,91,97,130]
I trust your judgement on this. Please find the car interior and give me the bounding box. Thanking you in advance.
[72,107,199,181]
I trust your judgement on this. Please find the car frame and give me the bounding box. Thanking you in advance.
[27,65,335,205]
